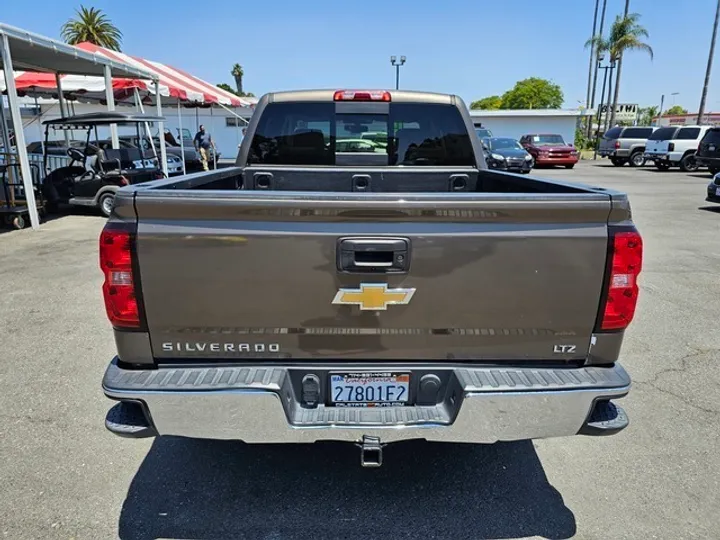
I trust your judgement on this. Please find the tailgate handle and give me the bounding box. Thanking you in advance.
[338,238,410,273]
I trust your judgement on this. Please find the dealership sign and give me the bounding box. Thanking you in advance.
[599,103,638,123]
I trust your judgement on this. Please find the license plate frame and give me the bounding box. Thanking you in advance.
[329,372,410,407]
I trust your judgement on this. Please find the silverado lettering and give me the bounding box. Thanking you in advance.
[100,89,642,467]
[161,342,281,353]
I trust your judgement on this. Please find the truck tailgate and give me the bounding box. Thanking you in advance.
[133,192,612,361]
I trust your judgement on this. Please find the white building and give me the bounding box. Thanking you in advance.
[469,109,594,145]
[652,113,720,127]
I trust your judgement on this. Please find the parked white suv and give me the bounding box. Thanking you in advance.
[644,125,711,172]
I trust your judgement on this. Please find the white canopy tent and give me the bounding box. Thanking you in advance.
[1,36,255,183]
[0,23,160,229]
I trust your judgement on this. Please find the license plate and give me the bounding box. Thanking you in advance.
[709,145,716,152]
[330,372,409,407]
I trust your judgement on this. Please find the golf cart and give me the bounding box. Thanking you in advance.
[41,112,167,217]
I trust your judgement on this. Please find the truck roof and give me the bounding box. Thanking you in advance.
[267,89,455,105]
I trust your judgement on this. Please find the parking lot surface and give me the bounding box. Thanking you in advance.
[0,162,718,539]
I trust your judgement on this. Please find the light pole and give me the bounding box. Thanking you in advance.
[390,55,406,90]
[594,55,615,160]
[671,92,679,106]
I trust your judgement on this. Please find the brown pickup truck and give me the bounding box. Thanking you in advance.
[100,89,641,467]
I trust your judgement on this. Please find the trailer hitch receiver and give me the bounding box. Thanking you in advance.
[357,435,383,468]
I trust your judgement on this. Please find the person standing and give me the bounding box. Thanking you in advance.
[193,124,216,171]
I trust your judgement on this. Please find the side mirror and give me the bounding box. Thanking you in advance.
[67,148,85,162]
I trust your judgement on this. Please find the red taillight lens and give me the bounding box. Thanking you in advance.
[598,230,643,331]
[614,141,620,149]
[100,224,140,328]
[333,90,391,102]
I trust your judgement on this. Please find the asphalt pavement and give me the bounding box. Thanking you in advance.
[0,161,718,539]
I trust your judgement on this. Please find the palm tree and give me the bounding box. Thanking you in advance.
[231,64,244,95]
[607,12,653,126]
[639,105,659,125]
[61,6,122,51]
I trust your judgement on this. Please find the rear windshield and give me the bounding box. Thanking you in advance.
[648,127,678,141]
[621,127,654,139]
[603,127,623,139]
[701,129,720,144]
[675,127,701,140]
[247,102,475,166]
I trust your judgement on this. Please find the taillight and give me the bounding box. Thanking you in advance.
[668,142,675,152]
[333,90,391,102]
[614,141,620,149]
[100,223,141,328]
[597,230,643,331]
[119,175,129,186]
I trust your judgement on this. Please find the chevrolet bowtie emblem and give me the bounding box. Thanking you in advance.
[332,283,416,311]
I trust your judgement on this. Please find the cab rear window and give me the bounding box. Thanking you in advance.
[247,102,475,167]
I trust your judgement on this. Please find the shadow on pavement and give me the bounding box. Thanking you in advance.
[118,437,576,540]
[698,205,720,213]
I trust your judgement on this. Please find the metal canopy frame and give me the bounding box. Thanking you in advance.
[0,23,165,229]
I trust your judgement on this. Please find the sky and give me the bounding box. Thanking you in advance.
[3,0,720,112]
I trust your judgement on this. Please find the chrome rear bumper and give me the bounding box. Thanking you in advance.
[103,359,630,444]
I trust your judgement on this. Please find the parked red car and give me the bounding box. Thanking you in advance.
[520,134,579,169]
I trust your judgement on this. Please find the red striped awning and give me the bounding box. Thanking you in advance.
[1,41,252,107]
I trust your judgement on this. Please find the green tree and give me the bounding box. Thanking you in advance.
[638,105,659,125]
[470,95,502,110]
[500,78,564,109]
[216,83,255,98]
[664,105,688,115]
[61,6,122,51]
[231,64,244,95]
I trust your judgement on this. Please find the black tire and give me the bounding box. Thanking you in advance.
[629,151,646,167]
[610,158,626,167]
[564,164,575,169]
[656,162,671,171]
[709,167,720,176]
[680,153,699,172]
[98,193,115,217]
